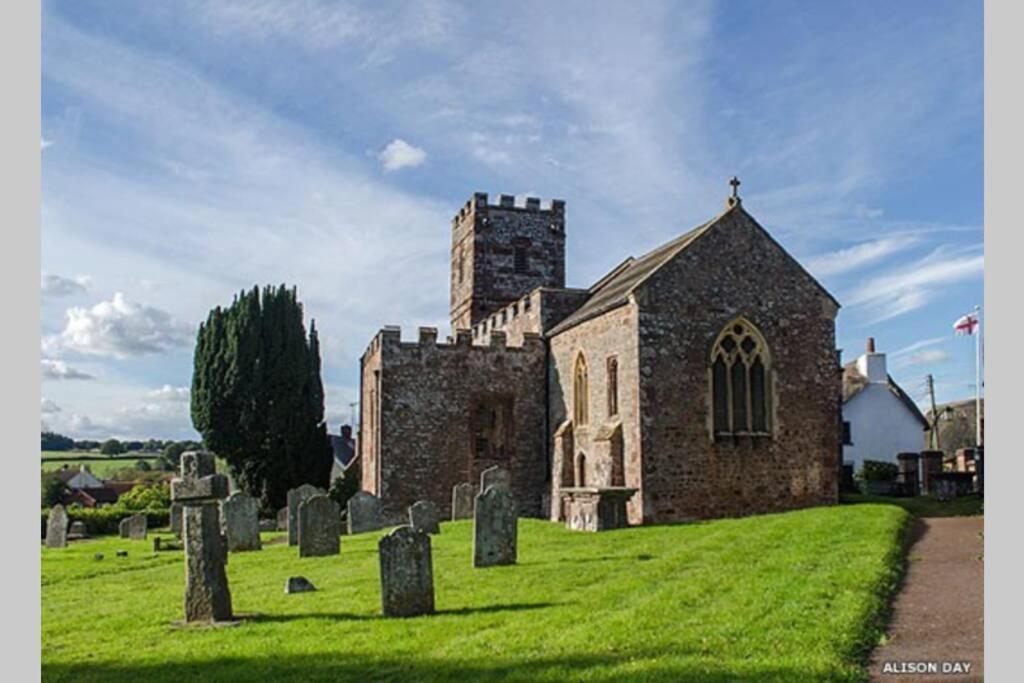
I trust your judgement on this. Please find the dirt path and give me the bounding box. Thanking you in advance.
[869,516,984,682]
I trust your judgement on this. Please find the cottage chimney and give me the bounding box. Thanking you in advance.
[866,337,875,353]
[856,339,887,383]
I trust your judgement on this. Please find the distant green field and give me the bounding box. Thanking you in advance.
[42,505,909,682]
[41,452,162,478]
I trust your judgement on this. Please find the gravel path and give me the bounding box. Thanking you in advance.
[869,516,984,682]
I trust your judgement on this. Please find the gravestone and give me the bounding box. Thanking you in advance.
[473,485,517,567]
[118,517,131,538]
[170,503,183,536]
[276,507,288,531]
[259,519,276,532]
[451,483,474,520]
[45,504,68,549]
[379,526,435,617]
[172,451,232,623]
[298,495,341,558]
[480,466,511,493]
[347,491,383,535]
[285,577,316,594]
[68,520,87,538]
[287,484,324,546]
[409,500,441,535]
[222,492,262,552]
[124,513,148,541]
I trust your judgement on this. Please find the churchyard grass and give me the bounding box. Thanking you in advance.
[42,504,908,682]
[841,492,983,518]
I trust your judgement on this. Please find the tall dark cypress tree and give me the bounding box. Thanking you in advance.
[191,284,334,512]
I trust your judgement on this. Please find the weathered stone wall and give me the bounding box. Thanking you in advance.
[359,325,547,521]
[548,304,643,522]
[450,193,566,332]
[474,287,591,347]
[632,205,840,522]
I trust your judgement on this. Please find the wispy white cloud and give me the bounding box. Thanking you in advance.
[845,246,984,322]
[805,235,920,278]
[44,293,193,359]
[147,385,191,402]
[41,358,94,381]
[891,337,945,358]
[377,139,427,172]
[41,273,91,298]
[42,138,54,150]
[41,398,61,414]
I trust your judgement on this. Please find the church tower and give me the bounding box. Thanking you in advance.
[449,192,566,331]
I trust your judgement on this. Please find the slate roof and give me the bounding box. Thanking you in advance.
[842,361,929,429]
[547,203,837,336]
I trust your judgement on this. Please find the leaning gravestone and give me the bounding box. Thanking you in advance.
[171,451,232,623]
[276,507,288,531]
[347,491,383,535]
[473,485,517,567]
[379,526,435,617]
[480,466,511,494]
[451,483,474,521]
[169,503,183,536]
[125,513,148,541]
[298,495,341,558]
[222,492,261,552]
[45,504,68,549]
[287,484,324,546]
[409,500,441,535]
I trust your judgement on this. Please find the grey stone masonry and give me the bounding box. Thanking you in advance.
[298,494,341,558]
[287,484,324,546]
[118,517,131,538]
[560,487,637,532]
[170,503,183,536]
[222,492,262,552]
[473,485,517,567]
[480,466,511,494]
[68,520,87,538]
[173,451,232,623]
[379,526,435,617]
[124,513,147,541]
[45,504,68,548]
[409,500,441,535]
[452,483,474,520]
[347,491,383,535]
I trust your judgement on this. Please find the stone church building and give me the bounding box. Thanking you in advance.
[359,184,841,525]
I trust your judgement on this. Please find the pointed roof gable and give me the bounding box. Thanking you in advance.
[842,360,929,429]
[548,203,838,336]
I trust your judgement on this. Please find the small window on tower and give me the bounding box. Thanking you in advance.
[514,245,528,274]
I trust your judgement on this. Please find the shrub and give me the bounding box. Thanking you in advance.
[100,439,125,455]
[118,482,171,510]
[858,460,899,482]
[41,472,68,508]
[41,507,170,535]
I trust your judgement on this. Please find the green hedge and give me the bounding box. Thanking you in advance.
[41,507,170,536]
[857,459,899,482]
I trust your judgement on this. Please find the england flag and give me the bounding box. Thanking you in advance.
[953,312,979,336]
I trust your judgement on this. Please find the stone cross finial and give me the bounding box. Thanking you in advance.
[729,176,741,199]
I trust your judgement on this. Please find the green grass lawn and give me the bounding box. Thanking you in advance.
[42,505,908,682]
[841,492,983,518]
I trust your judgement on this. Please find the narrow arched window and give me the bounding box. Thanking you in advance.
[606,356,618,417]
[574,353,589,426]
[710,319,771,436]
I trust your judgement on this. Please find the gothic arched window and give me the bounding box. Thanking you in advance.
[574,353,589,426]
[710,318,771,436]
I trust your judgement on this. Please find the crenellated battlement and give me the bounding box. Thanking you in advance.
[452,192,565,229]
[364,324,545,358]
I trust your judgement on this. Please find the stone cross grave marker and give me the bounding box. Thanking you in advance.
[451,483,474,520]
[347,491,383,535]
[409,500,441,535]
[473,485,517,567]
[379,526,435,617]
[222,492,262,552]
[298,494,341,558]
[171,451,232,623]
[45,504,68,549]
[287,484,324,546]
[480,466,511,494]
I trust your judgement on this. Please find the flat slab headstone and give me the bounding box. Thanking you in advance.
[170,503,183,536]
[287,484,324,546]
[118,517,131,539]
[409,500,441,535]
[222,492,262,552]
[473,485,517,567]
[45,504,68,548]
[480,466,511,494]
[451,483,474,520]
[276,507,288,531]
[259,519,276,532]
[347,491,383,535]
[68,520,87,538]
[124,513,148,541]
[285,576,316,593]
[298,495,341,558]
[379,526,435,617]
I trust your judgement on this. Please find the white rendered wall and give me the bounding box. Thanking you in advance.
[842,385,925,473]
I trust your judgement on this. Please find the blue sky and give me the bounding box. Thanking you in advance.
[41,1,983,440]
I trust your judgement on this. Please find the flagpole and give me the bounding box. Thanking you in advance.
[975,305,982,448]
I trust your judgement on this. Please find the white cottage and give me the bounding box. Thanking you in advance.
[841,338,929,473]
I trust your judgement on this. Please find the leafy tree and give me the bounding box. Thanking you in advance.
[124,440,145,452]
[41,472,68,508]
[100,438,125,455]
[192,285,333,511]
[135,459,152,472]
[328,463,362,511]
[41,431,75,451]
[74,439,100,451]
[158,440,202,472]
